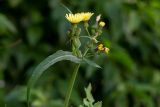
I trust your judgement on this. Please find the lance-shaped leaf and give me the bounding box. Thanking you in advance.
[83,58,101,69]
[27,50,81,104]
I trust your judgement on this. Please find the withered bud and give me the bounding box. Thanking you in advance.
[96,14,101,22]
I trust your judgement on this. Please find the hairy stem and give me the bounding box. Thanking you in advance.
[64,64,80,107]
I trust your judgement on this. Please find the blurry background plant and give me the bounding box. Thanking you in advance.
[0,0,160,107]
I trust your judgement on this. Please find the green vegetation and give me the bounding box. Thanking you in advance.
[0,0,160,107]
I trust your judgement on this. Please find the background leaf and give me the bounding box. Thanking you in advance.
[0,0,160,107]
[0,14,17,35]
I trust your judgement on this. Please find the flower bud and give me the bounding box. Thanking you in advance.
[76,28,81,36]
[104,47,110,54]
[99,21,105,27]
[96,14,101,22]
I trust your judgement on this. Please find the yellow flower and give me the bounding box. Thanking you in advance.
[81,12,94,21]
[65,13,83,24]
[65,12,94,23]
[97,44,110,54]
[97,44,104,51]
[99,21,105,27]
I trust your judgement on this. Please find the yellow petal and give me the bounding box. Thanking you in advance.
[65,13,83,23]
[81,12,94,21]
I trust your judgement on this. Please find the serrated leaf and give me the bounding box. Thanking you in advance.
[80,84,103,107]
[27,50,81,105]
[85,84,95,104]
[94,101,102,107]
[84,59,101,69]
[83,98,90,106]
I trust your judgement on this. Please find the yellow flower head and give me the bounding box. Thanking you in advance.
[81,12,94,21]
[65,13,83,24]
[97,44,104,51]
[99,21,105,27]
[97,44,110,54]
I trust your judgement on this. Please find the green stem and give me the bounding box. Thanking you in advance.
[64,64,81,107]
[83,48,89,57]
[85,27,91,37]
[64,22,92,107]
[84,22,91,37]
[80,36,92,40]
[64,46,90,107]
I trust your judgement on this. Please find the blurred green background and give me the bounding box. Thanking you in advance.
[0,0,160,107]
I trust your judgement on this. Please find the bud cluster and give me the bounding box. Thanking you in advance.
[65,12,109,57]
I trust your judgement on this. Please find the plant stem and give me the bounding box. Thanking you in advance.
[83,48,89,57]
[84,22,91,37]
[85,28,91,37]
[64,46,89,107]
[64,64,80,107]
[64,22,92,107]
[80,36,92,40]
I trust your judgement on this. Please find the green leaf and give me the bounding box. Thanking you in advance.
[110,45,134,71]
[0,14,17,34]
[94,101,102,107]
[27,26,43,46]
[83,98,90,106]
[27,50,81,105]
[83,59,101,69]
[84,84,95,104]
[80,84,103,107]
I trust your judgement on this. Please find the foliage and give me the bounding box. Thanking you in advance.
[0,0,160,107]
[79,84,102,107]
[27,50,81,104]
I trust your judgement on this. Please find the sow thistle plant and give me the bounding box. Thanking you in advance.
[27,11,109,107]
